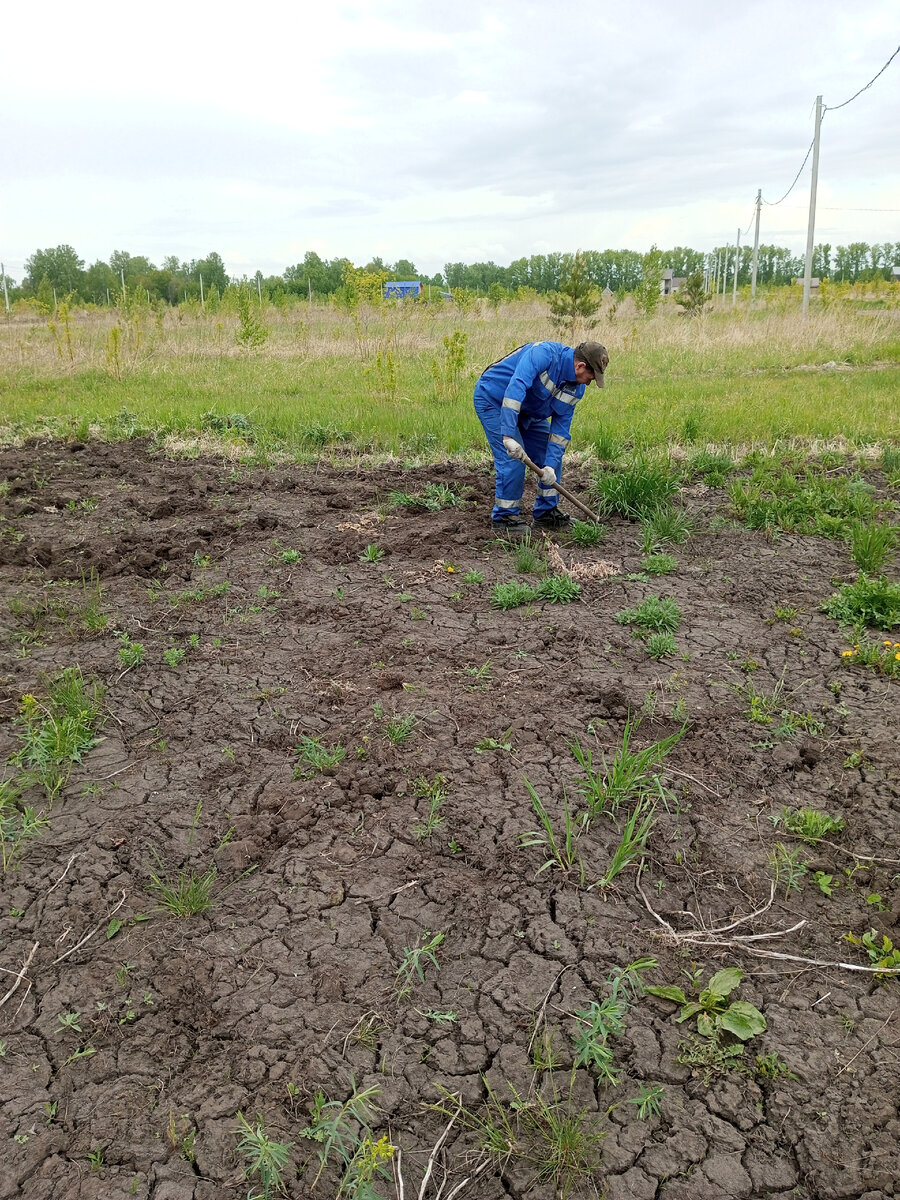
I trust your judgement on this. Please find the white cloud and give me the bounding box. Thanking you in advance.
[2,0,898,281]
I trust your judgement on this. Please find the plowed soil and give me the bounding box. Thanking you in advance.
[1,439,898,1200]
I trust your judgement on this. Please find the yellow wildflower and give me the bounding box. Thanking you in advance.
[447,566,455,573]
[841,650,853,657]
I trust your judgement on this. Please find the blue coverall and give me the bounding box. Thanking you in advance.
[473,341,585,521]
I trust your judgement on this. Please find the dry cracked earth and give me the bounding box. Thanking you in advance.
[0,439,898,1200]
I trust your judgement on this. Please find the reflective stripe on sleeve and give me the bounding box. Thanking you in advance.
[539,371,578,406]
[495,495,524,509]
[549,432,569,447]
[501,397,522,412]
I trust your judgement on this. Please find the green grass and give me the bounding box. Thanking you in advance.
[615,595,681,634]
[3,301,899,455]
[822,574,900,631]
[147,863,217,917]
[293,735,346,776]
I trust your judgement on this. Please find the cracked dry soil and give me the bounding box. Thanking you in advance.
[0,439,898,1200]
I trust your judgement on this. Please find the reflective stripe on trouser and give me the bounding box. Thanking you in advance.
[474,389,558,520]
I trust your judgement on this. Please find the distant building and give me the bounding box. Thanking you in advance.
[661,269,687,295]
[791,277,820,289]
[892,266,900,280]
[384,280,422,298]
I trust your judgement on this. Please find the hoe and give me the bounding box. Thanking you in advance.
[519,448,603,524]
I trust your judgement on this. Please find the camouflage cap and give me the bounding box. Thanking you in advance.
[574,341,609,388]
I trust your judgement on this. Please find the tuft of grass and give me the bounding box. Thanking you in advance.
[846,521,897,574]
[520,779,585,882]
[780,806,844,844]
[568,520,606,547]
[536,574,581,604]
[491,580,536,610]
[432,1080,605,1200]
[384,714,418,745]
[640,506,693,553]
[571,717,684,820]
[592,456,680,518]
[147,862,217,917]
[646,631,677,659]
[593,797,657,889]
[615,594,681,634]
[641,553,677,576]
[293,735,346,776]
[689,451,735,486]
[510,537,547,575]
[821,574,900,631]
[359,544,385,563]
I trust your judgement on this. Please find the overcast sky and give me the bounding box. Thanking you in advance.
[3,0,898,282]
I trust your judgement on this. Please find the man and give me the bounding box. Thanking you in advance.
[473,340,609,537]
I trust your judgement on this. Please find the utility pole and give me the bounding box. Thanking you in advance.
[308,277,313,309]
[722,246,730,296]
[256,274,262,304]
[732,228,740,308]
[802,95,824,315]
[751,188,762,299]
[120,268,126,303]
[1,263,9,313]
[199,273,205,307]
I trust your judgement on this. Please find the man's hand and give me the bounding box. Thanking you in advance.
[539,465,557,485]
[503,437,525,461]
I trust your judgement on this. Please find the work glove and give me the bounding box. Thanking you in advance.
[502,437,525,461]
[539,465,557,485]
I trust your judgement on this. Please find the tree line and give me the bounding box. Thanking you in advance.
[4,238,899,307]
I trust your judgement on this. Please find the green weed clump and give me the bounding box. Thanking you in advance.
[846,521,897,574]
[641,553,677,576]
[729,468,885,537]
[646,631,677,659]
[688,451,735,486]
[570,718,684,820]
[591,457,680,518]
[491,581,534,610]
[568,520,606,547]
[640,507,693,552]
[780,806,844,843]
[490,575,580,609]
[821,574,900,631]
[3,668,106,856]
[536,575,581,604]
[841,636,900,677]
[148,863,217,917]
[293,735,346,776]
[615,595,681,634]
[433,1080,605,1200]
[235,1112,292,1199]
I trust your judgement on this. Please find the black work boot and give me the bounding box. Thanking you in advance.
[491,514,530,540]
[532,509,572,531]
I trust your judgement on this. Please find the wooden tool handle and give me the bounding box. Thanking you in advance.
[519,451,602,524]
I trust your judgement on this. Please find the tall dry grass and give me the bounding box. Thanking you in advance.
[1,292,898,457]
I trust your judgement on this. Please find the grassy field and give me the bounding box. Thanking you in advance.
[1,293,899,460]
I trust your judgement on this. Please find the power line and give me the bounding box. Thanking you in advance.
[762,136,815,206]
[825,44,900,112]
